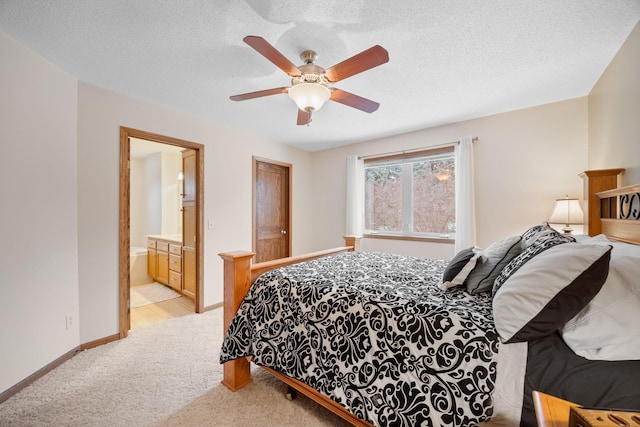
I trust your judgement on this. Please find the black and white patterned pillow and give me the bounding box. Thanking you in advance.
[493,230,575,295]
[521,222,556,247]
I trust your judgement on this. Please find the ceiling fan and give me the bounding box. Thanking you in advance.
[230,36,389,125]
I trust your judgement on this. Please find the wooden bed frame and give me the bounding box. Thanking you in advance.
[218,169,640,426]
[218,235,370,426]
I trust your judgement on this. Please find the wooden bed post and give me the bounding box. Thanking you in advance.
[344,235,362,251]
[218,250,255,391]
[218,237,360,393]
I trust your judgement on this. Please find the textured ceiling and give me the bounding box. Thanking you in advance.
[1,1,639,151]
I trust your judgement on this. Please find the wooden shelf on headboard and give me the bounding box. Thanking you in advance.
[596,183,640,199]
[596,182,640,244]
[579,169,624,236]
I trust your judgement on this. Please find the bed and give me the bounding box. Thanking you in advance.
[219,170,640,426]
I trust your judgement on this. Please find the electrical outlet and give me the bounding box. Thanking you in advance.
[66,315,73,330]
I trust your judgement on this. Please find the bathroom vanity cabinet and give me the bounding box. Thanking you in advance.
[147,235,191,298]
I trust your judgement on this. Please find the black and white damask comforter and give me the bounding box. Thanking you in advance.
[220,251,500,426]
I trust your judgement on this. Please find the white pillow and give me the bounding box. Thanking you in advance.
[561,239,640,360]
[571,234,590,243]
[493,243,612,344]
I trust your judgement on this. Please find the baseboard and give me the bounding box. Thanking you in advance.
[0,346,80,404]
[203,301,223,312]
[80,333,121,350]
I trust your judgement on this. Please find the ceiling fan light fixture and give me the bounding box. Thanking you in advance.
[288,83,330,112]
[231,36,389,123]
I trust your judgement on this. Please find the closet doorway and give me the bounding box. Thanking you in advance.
[119,127,204,339]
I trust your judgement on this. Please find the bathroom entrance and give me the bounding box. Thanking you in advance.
[119,127,204,338]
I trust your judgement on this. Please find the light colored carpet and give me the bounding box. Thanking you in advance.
[130,283,181,308]
[0,308,351,427]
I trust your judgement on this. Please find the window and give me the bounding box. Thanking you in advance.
[364,148,455,240]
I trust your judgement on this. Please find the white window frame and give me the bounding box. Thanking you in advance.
[363,147,455,242]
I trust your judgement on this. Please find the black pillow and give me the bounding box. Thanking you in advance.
[442,248,475,282]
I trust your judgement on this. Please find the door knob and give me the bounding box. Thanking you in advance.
[281,230,287,235]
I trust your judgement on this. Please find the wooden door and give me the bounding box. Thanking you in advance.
[182,203,196,299]
[182,246,196,298]
[182,150,196,202]
[181,149,197,299]
[254,159,290,263]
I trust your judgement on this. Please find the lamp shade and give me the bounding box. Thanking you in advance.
[548,196,584,233]
[288,83,330,112]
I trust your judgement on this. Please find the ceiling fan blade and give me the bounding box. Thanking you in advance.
[324,45,389,82]
[229,87,289,101]
[330,89,380,113]
[243,36,301,77]
[297,109,312,126]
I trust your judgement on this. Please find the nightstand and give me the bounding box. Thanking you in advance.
[532,391,579,427]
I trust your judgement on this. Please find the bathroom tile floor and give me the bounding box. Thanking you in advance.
[130,295,194,331]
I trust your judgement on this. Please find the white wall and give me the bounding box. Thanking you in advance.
[130,157,148,248]
[77,82,315,343]
[0,32,80,392]
[160,151,182,236]
[311,98,588,258]
[588,21,640,184]
[145,154,162,236]
[131,150,184,246]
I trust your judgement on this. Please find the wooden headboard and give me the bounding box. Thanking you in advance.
[582,168,640,245]
[595,183,640,245]
[580,169,624,236]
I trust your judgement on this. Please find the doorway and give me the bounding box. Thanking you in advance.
[119,127,204,339]
[253,157,291,263]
